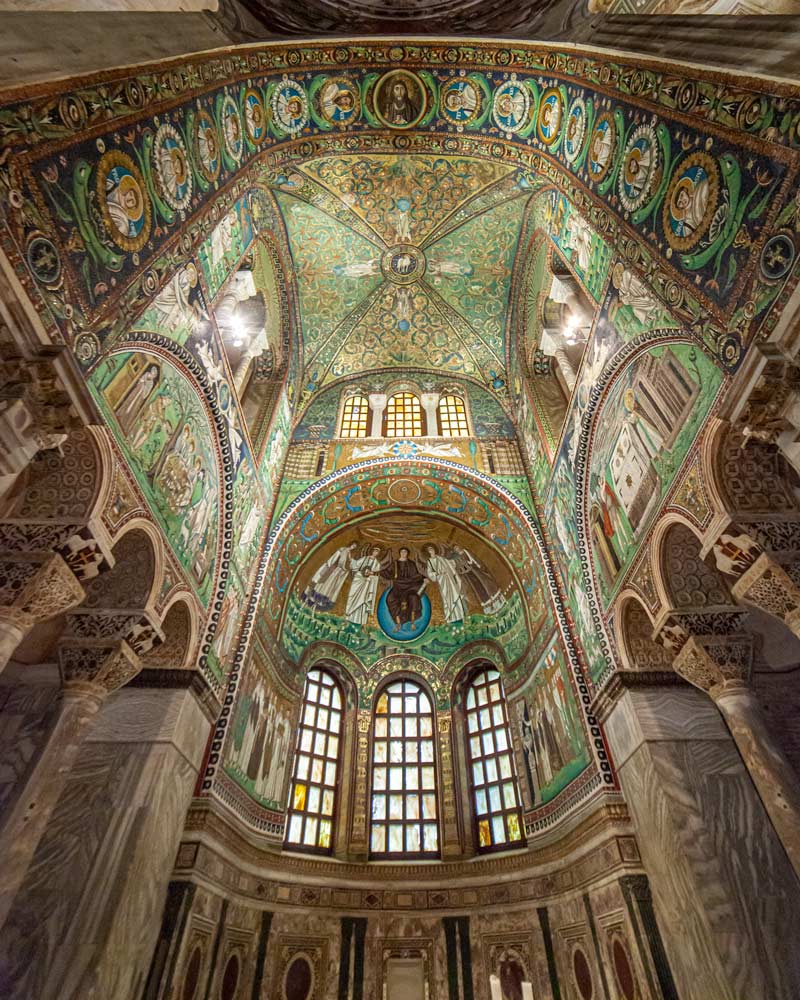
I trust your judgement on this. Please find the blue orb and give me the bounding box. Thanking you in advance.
[397,319,410,332]
[397,197,411,211]
[377,588,431,642]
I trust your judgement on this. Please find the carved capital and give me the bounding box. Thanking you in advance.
[0,552,85,621]
[58,639,141,697]
[655,609,748,655]
[672,634,754,697]
[64,608,164,655]
[731,551,800,634]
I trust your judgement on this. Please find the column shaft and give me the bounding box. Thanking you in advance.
[714,684,800,878]
[0,687,102,929]
[602,684,800,999]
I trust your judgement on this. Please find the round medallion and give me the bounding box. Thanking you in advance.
[271,76,309,135]
[374,70,426,130]
[317,76,360,127]
[491,79,530,135]
[662,151,719,251]
[587,111,616,184]
[440,78,481,126]
[386,478,422,504]
[284,955,314,1000]
[563,97,587,162]
[152,123,192,211]
[243,88,267,145]
[760,232,796,282]
[96,149,151,253]
[193,110,221,182]
[26,234,61,285]
[220,94,243,162]
[377,589,432,642]
[618,123,659,213]
[536,87,564,145]
[74,332,100,366]
[381,244,426,285]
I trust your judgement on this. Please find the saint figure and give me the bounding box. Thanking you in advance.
[345,546,382,627]
[381,547,427,631]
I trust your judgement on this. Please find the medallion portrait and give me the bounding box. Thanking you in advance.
[318,76,360,126]
[193,109,221,182]
[220,94,244,162]
[536,88,564,145]
[243,88,267,145]
[374,70,426,129]
[618,123,659,213]
[587,111,616,184]
[662,152,719,251]
[440,78,481,126]
[563,98,587,162]
[152,123,192,211]
[271,76,310,135]
[491,78,530,135]
[96,149,151,252]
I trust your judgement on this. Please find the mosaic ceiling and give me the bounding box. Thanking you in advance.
[268,154,533,401]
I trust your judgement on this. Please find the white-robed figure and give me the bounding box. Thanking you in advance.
[301,542,356,612]
[345,546,382,627]
[424,544,468,624]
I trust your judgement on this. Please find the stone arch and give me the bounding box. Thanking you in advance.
[143,595,197,670]
[657,519,732,612]
[83,522,160,613]
[613,593,673,673]
[3,426,112,523]
[707,420,800,520]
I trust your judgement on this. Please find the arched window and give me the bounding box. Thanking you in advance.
[284,669,343,854]
[340,394,370,437]
[384,392,423,438]
[370,677,439,858]
[437,394,469,437]
[465,668,524,852]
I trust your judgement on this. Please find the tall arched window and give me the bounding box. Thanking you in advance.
[384,392,423,438]
[284,669,343,854]
[465,668,524,852]
[370,677,439,858]
[437,394,469,437]
[340,393,370,437]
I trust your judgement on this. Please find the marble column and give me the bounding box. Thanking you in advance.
[420,392,440,436]
[0,671,214,1000]
[348,708,371,860]
[368,393,387,438]
[0,639,140,930]
[437,711,461,858]
[0,553,85,673]
[596,673,800,1000]
[553,347,577,393]
[673,633,800,879]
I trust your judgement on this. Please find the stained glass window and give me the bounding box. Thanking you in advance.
[340,394,370,437]
[385,392,423,438]
[284,669,343,854]
[465,668,524,852]
[370,678,439,858]
[438,395,469,437]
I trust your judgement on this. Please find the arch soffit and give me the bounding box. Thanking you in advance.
[1,42,790,387]
[157,590,202,669]
[612,591,658,673]
[577,334,722,674]
[102,515,165,615]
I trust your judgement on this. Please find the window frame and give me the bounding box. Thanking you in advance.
[463,666,526,855]
[339,392,371,438]
[368,675,441,860]
[436,394,470,437]
[383,392,424,439]
[283,667,345,857]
